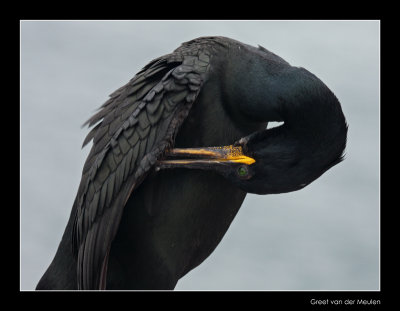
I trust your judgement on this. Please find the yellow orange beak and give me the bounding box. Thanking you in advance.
[159,145,255,166]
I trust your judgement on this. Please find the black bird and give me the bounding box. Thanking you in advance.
[36,36,347,290]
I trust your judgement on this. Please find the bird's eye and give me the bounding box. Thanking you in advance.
[237,165,248,177]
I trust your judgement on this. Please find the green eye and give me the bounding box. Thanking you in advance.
[237,166,248,177]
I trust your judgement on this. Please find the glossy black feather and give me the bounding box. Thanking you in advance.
[72,40,209,289]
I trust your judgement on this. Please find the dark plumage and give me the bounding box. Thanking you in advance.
[36,36,347,290]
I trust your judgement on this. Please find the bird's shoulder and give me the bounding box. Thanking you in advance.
[75,42,213,209]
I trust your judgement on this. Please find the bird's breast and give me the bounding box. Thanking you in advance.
[121,168,247,279]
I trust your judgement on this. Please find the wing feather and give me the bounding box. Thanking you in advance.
[72,44,210,289]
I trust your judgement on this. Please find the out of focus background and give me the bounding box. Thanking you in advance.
[21,20,379,290]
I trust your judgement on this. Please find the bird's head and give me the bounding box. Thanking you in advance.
[157,66,348,195]
[157,117,346,195]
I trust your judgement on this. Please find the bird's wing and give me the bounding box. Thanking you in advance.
[71,46,211,290]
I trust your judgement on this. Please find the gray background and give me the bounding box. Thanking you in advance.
[21,20,380,291]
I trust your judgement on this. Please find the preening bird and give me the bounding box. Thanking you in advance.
[36,36,348,290]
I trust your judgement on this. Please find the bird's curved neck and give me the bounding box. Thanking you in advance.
[223,54,347,194]
[258,73,346,193]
